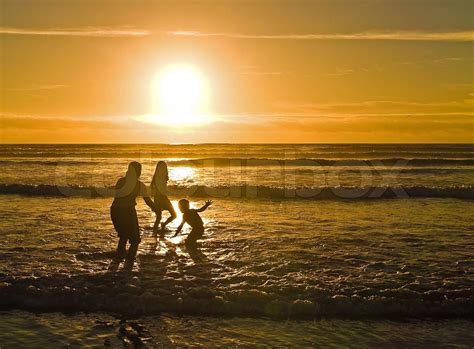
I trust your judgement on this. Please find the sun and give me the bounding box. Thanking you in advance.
[149,64,211,126]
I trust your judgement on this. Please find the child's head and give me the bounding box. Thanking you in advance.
[153,161,168,182]
[126,161,142,180]
[178,199,190,212]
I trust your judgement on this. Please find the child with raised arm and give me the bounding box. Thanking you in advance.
[173,199,213,245]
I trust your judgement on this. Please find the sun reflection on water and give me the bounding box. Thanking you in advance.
[169,166,195,182]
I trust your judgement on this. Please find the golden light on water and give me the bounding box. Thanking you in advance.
[169,166,195,181]
[146,64,212,126]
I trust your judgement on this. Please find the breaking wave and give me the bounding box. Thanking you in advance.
[0,272,472,319]
[1,183,472,200]
[0,158,473,167]
[165,158,474,167]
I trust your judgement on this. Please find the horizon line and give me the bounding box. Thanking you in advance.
[2,142,473,145]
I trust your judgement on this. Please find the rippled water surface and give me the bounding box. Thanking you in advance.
[1,144,473,191]
[1,195,472,319]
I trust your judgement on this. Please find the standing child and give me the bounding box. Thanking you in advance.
[151,161,177,234]
[111,161,156,261]
[173,199,212,245]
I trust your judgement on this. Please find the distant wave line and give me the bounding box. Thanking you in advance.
[0,158,473,166]
[167,158,474,167]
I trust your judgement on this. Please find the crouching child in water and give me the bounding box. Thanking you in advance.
[173,199,212,245]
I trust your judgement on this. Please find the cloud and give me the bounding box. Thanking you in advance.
[169,30,474,42]
[274,98,474,118]
[4,85,68,92]
[0,113,201,143]
[219,112,474,125]
[213,113,474,141]
[240,71,285,76]
[0,114,127,130]
[0,27,150,37]
[2,27,471,42]
[325,67,356,77]
[235,65,288,76]
[2,112,472,143]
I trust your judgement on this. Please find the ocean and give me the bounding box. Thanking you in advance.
[0,144,473,347]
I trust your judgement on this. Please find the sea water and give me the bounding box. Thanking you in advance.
[0,144,472,347]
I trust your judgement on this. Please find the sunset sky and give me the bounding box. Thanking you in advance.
[1,0,473,143]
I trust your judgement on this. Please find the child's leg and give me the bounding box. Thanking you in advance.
[161,205,177,229]
[184,235,196,246]
[153,210,163,234]
[116,236,127,259]
[185,227,204,246]
[127,239,139,261]
[127,232,141,261]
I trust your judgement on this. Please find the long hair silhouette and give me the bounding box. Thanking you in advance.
[151,161,169,195]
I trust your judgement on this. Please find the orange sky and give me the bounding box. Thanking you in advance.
[1,0,473,143]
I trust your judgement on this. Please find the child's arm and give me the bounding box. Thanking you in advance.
[140,182,156,212]
[173,218,186,237]
[196,200,213,212]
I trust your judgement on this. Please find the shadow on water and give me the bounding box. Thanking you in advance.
[4,231,473,320]
[106,259,121,273]
[0,232,216,317]
[185,245,209,264]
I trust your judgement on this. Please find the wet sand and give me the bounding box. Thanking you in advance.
[1,310,473,348]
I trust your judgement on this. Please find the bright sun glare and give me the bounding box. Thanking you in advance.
[149,64,211,126]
